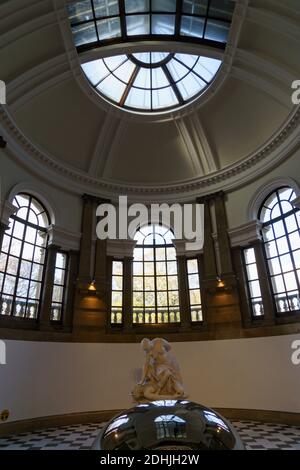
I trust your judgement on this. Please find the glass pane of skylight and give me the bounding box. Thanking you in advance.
[82,59,109,85]
[193,59,220,82]
[182,0,208,15]
[209,0,235,20]
[151,52,169,63]
[152,14,175,35]
[152,68,169,88]
[197,57,221,76]
[67,0,93,24]
[113,60,136,82]
[205,19,229,43]
[180,16,205,38]
[97,75,126,101]
[152,86,178,109]
[167,59,189,82]
[175,53,198,69]
[103,55,127,71]
[125,0,150,13]
[72,23,97,46]
[132,52,151,63]
[177,73,206,100]
[133,68,151,89]
[152,0,176,12]
[126,14,150,35]
[125,87,151,109]
[93,0,119,18]
[97,17,121,40]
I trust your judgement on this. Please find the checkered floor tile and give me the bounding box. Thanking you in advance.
[0,421,299,450]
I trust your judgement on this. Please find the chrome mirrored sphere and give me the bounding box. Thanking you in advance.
[93,400,244,450]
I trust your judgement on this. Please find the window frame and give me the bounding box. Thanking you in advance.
[0,193,50,321]
[50,250,69,323]
[186,257,203,323]
[259,186,300,317]
[242,246,264,320]
[132,224,180,325]
[110,258,124,325]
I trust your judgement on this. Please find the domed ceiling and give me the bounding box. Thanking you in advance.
[0,0,299,201]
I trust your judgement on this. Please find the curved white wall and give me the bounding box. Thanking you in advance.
[0,334,300,423]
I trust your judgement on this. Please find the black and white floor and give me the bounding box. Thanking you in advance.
[0,421,299,450]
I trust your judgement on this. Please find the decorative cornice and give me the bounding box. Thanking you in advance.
[0,105,299,201]
[47,224,81,251]
[0,199,17,226]
[228,221,263,248]
[106,239,136,258]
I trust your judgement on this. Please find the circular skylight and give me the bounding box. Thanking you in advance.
[82,52,221,112]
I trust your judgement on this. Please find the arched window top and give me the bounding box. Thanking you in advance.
[134,224,174,246]
[13,193,50,229]
[259,187,297,224]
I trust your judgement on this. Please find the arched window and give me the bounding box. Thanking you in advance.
[132,224,180,324]
[259,187,300,314]
[0,193,50,319]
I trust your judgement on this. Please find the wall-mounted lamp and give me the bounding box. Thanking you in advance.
[88,279,97,295]
[217,276,225,289]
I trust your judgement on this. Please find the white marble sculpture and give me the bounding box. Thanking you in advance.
[132,338,187,402]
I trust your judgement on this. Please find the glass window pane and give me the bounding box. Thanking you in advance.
[72,22,97,47]
[133,68,151,89]
[189,289,200,305]
[97,17,121,40]
[112,291,123,306]
[33,247,45,264]
[56,253,67,269]
[193,57,221,82]
[166,247,176,260]
[177,72,206,100]
[168,276,178,290]
[152,86,178,109]
[289,231,300,251]
[280,254,293,273]
[271,275,285,294]
[22,243,34,261]
[188,273,199,289]
[13,222,25,240]
[133,262,143,275]
[144,248,154,261]
[112,275,122,290]
[93,0,119,18]
[67,0,93,24]
[152,0,176,12]
[133,276,143,290]
[265,241,278,258]
[151,14,175,35]
[205,19,230,43]
[143,277,154,291]
[285,214,298,233]
[268,258,281,276]
[157,291,167,306]
[82,59,109,85]
[168,291,179,306]
[183,0,208,15]
[29,281,41,300]
[145,291,155,306]
[97,74,127,102]
[126,14,150,35]
[125,87,151,109]
[246,264,258,281]
[7,256,18,276]
[167,261,177,274]
[273,221,285,238]
[113,60,136,82]
[3,275,16,295]
[151,67,169,88]
[144,262,154,275]
[187,258,198,273]
[125,0,149,13]
[284,272,298,291]
[248,280,261,298]
[25,226,36,244]
[157,276,167,290]
[113,261,123,275]
[276,237,289,255]
[155,247,166,261]
[31,263,43,282]
[16,278,29,297]
[180,16,205,38]
[133,291,143,306]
